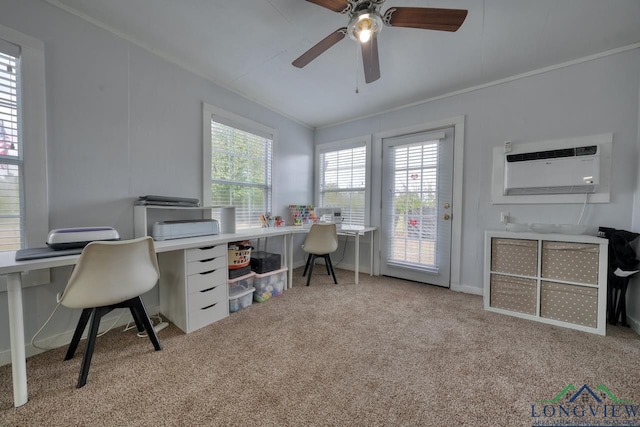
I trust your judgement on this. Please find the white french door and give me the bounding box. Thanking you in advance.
[380,127,454,287]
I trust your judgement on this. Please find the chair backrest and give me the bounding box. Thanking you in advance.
[59,237,160,309]
[303,223,339,255]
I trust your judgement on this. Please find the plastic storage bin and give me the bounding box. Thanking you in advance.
[253,267,287,302]
[228,271,256,292]
[229,265,252,280]
[229,286,255,313]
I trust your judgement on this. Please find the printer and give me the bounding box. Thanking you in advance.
[46,226,121,250]
[151,219,220,241]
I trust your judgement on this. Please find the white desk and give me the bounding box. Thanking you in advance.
[0,224,375,407]
[338,225,376,284]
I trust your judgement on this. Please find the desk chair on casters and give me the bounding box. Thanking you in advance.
[302,223,339,286]
[59,236,162,388]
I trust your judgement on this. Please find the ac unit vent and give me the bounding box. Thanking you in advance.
[506,145,597,163]
[506,185,596,196]
[504,145,600,196]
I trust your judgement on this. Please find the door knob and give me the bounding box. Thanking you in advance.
[443,214,450,220]
[443,203,450,209]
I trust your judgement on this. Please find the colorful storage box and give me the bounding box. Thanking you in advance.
[253,267,287,302]
[229,286,255,313]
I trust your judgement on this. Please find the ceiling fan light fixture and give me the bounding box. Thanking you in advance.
[347,10,382,43]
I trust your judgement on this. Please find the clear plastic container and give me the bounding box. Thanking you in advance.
[229,286,255,313]
[253,267,287,302]
[228,271,256,292]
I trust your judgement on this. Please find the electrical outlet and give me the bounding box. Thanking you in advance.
[500,211,509,225]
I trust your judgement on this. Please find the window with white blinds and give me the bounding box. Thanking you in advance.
[317,140,369,227]
[209,119,272,230]
[0,42,23,251]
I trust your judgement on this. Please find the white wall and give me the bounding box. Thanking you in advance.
[628,70,640,333]
[316,48,640,296]
[0,0,314,360]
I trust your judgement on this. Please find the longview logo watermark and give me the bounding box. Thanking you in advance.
[531,384,639,426]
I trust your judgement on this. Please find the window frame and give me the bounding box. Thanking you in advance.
[202,103,275,229]
[315,135,372,227]
[0,24,48,290]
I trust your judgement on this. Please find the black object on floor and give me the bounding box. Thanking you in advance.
[599,227,639,326]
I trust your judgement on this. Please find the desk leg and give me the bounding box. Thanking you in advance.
[288,233,294,289]
[282,234,287,292]
[369,230,374,276]
[355,233,360,285]
[7,272,28,407]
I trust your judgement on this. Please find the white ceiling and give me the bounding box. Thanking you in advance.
[48,0,640,128]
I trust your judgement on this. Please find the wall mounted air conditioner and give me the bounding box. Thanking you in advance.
[503,145,600,195]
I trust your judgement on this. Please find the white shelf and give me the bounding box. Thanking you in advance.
[484,230,608,335]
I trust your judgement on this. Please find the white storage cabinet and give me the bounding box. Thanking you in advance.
[159,244,229,333]
[484,230,608,335]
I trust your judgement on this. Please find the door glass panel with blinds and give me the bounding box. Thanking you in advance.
[318,144,366,226]
[209,120,272,230]
[0,40,23,251]
[381,128,454,287]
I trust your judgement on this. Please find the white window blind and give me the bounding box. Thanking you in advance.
[319,144,366,226]
[0,42,23,251]
[386,138,441,268]
[209,120,272,230]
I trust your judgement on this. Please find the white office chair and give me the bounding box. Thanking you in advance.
[302,223,339,286]
[59,236,162,388]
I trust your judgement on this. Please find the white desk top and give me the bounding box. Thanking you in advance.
[0,225,376,275]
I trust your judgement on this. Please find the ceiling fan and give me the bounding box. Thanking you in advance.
[292,0,468,84]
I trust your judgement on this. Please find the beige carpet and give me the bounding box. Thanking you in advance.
[1,268,639,426]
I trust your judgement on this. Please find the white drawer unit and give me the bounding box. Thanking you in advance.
[159,244,229,333]
[484,230,608,335]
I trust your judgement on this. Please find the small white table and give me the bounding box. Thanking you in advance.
[0,224,376,407]
[337,225,377,285]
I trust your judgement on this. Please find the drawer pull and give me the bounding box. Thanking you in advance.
[201,302,217,310]
[199,246,215,251]
[199,269,218,276]
[199,286,217,293]
[199,258,215,263]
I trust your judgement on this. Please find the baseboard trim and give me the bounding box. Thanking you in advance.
[0,305,161,367]
[626,313,640,335]
[450,283,484,296]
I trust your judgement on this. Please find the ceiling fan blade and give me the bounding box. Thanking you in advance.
[383,7,468,32]
[306,0,350,13]
[361,36,380,84]
[292,28,347,68]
